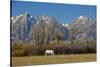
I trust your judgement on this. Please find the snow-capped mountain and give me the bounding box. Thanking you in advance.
[69,15,96,40]
[33,15,69,40]
[11,12,36,41]
[11,13,69,42]
[11,13,96,42]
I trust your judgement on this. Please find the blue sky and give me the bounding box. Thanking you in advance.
[11,0,96,24]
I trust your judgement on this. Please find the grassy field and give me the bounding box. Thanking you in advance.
[12,54,96,66]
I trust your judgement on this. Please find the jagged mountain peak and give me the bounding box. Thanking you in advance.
[11,12,35,24]
[11,13,96,42]
[73,15,95,25]
[77,15,95,22]
[36,15,57,25]
[40,15,55,20]
[14,12,30,18]
[24,12,31,17]
[41,14,49,17]
[78,15,88,19]
[69,15,96,40]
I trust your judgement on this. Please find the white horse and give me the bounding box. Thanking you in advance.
[45,50,55,56]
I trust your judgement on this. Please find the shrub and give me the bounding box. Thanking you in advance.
[12,42,25,57]
[11,40,96,57]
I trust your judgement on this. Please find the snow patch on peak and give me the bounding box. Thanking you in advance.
[78,15,87,19]
[11,17,14,20]
[62,23,68,27]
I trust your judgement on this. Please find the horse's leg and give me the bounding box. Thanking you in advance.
[46,53,47,56]
[51,52,53,56]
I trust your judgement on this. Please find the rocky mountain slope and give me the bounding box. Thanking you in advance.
[11,13,96,43]
[68,15,96,40]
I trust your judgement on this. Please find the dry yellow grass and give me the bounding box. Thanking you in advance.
[12,54,96,66]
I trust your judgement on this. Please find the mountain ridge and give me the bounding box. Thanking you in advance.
[11,13,96,42]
